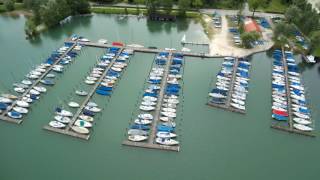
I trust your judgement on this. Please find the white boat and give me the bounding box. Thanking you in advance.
[85,80,95,85]
[22,97,33,103]
[79,115,94,122]
[26,74,39,79]
[128,135,148,142]
[143,96,157,102]
[14,87,25,93]
[49,121,66,128]
[156,131,177,138]
[293,123,313,131]
[22,80,32,85]
[33,86,47,93]
[209,93,226,98]
[155,138,179,146]
[30,89,40,95]
[231,98,245,105]
[85,106,101,113]
[71,126,90,134]
[164,98,179,104]
[293,112,310,119]
[138,113,153,120]
[75,90,88,96]
[30,71,41,76]
[293,118,311,125]
[35,68,46,73]
[139,105,155,111]
[1,94,18,99]
[87,102,98,107]
[54,115,71,123]
[127,129,148,136]
[134,119,152,125]
[162,103,177,109]
[56,110,73,117]
[161,111,176,118]
[74,120,92,128]
[162,107,176,113]
[86,76,98,81]
[230,103,245,110]
[98,39,108,44]
[13,106,28,114]
[90,73,101,78]
[0,97,13,104]
[141,101,156,106]
[68,101,80,108]
[16,100,29,108]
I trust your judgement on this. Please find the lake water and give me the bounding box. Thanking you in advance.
[0,14,319,180]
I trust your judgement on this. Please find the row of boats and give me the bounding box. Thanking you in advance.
[48,47,133,135]
[209,57,251,111]
[0,43,79,120]
[127,52,183,146]
[272,50,313,132]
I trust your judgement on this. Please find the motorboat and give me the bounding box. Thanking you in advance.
[40,79,55,86]
[161,111,176,118]
[143,96,157,102]
[75,90,88,96]
[87,102,98,107]
[22,80,32,85]
[68,101,80,108]
[156,131,177,138]
[293,118,311,125]
[55,109,73,117]
[22,97,33,103]
[163,98,179,104]
[46,74,56,78]
[30,89,40,96]
[71,126,90,134]
[0,97,13,104]
[293,112,310,119]
[85,106,101,113]
[231,98,245,106]
[85,80,95,85]
[74,120,92,128]
[230,103,245,110]
[155,138,179,146]
[1,94,18,100]
[86,76,98,81]
[141,101,157,106]
[162,108,176,113]
[13,83,28,89]
[49,120,66,128]
[128,135,148,142]
[54,115,71,123]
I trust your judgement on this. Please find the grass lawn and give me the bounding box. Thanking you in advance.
[91,7,201,18]
[256,0,287,13]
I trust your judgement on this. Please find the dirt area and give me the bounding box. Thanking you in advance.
[205,15,274,57]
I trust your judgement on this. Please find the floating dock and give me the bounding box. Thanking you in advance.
[122,52,180,152]
[270,49,315,137]
[207,57,247,114]
[0,43,76,124]
[44,47,124,140]
[67,41,215,58]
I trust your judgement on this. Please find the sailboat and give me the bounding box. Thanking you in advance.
[181,34,186,44]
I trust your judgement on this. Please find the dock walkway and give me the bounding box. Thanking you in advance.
[270,49,315,137]
[44,47,124,140]
[0,43,76,124]
[122,52,180,152]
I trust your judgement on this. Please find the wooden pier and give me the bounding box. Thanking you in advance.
[207,58,246,114]
[122,52,180,152]
[270,48,315,137]
[68,41,217,58]
[0,43,76,124]
[44,47,124,140]
[181,41,210,46]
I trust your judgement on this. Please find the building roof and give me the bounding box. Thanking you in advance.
[244,18,261,33]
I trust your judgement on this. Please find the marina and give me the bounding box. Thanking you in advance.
[270,49,315,137]
[0,42,78,124]
[43,46,132,140]
[207,57,251,114]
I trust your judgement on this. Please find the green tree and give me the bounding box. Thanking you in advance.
[249,0,264,17]
[284,5,300,23]
[4,0,15,11]
[241,31,260,48]
[192,0,203,10]
[146,0,160,14]
[134,0,145,13]
[162,0,173,14]
[310,31,320,52]
[178,0,191,15]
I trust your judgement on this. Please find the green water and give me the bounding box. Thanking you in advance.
[0,14,319,180]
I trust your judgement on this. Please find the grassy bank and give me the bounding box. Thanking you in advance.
[256,0,287,13]
[91,7,200,18]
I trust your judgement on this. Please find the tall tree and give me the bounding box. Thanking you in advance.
[249,0,264,17]
[192,0,203,10]
[162,0,173,14]
[284,5,301,24]
[178,0,191,15]
[4,0,15,11]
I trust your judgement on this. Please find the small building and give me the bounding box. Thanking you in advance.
[244,18,261,33]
